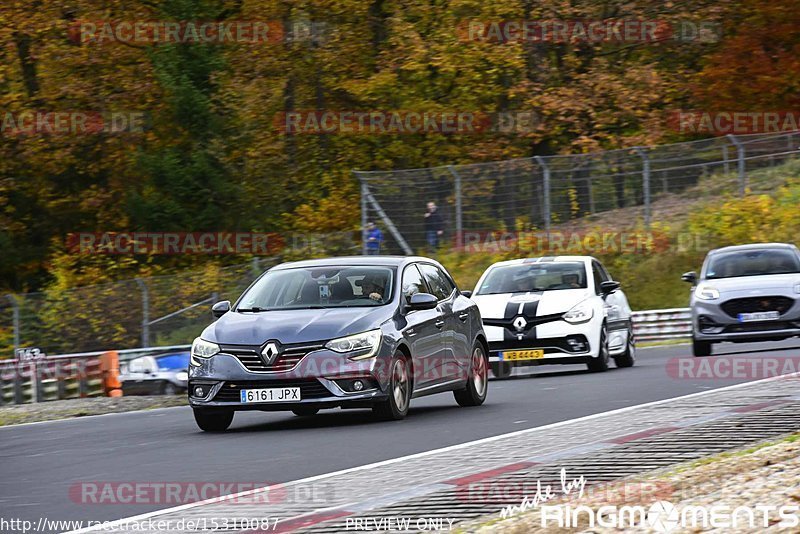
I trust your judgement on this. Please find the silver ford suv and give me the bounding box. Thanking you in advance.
[682,243,800,356]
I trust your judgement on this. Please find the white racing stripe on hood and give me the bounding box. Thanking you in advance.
[472,293,516,319]
[533,289,591,315]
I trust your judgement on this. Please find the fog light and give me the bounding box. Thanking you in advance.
[566,336,587,352]
[353,380,364,391]
[193,386,209,398]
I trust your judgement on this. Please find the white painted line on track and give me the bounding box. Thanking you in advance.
[64,370,800,534]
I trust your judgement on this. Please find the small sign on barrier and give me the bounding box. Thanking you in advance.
[15,347,47,362]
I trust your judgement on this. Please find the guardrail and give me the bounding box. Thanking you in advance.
[632,307,692,342]
[0,345,190,406]
[0,310,692,405]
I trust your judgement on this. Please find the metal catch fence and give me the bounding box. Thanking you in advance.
[355,131,800,254]
[1,259,277,357]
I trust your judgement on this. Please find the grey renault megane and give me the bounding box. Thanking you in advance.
[188,256,488,431]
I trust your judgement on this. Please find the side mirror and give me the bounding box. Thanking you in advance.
[681,271,697,284]
[461,290,472,298]
[212,300,231,318]
[406,293,438,311]
[600,280,621,295]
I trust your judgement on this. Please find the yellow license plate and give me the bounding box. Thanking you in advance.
[501,349,544,361]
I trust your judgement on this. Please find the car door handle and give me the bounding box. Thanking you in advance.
[458,312,470,321]
[435,319,445,328]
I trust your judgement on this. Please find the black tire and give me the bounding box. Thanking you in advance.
[613,329,636,368]
[162,381,178,395]
[587,325,610,373]
[454,343,488,407]
[193,408,234,432]
[490,361,513,379]
[291,407,319,417]
[692,337,712,357]
[373,352,411,421]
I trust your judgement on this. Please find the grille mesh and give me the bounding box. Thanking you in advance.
[720,296,794,318]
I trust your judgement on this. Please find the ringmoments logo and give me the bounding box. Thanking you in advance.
[539,501,800,531]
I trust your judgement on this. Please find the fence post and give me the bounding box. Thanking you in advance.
[56,360,66,399]
[359,176,368,255]
[14,363,23,404]
[31,361,39,403]
[447,166,463,248]
[727,134,746,195]
[7,294,20,351]
[135,278,149,348]
[634,147,651,230]
[533,156,551,239]
[722,145,730,175]
[364,188,413,255]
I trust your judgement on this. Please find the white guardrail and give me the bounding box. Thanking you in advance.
[1,309,691,404]
[631,307,692,342]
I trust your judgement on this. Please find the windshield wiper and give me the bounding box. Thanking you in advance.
[236,306,270,312]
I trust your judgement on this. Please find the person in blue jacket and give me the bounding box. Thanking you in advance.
[365,221,383,255]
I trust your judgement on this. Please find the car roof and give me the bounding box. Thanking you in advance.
[486,255,595,268]
[270,255,438,270]
[708,243,798,255]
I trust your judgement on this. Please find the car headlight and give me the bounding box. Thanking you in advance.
[175,371,188,382]
[695,284,720,300]
[325,329,382,360]
[190,337,220,366]
[563,301,594,324]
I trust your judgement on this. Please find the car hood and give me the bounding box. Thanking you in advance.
[201,306,394,346]
[472,289,591,318]
[701,273,800,295]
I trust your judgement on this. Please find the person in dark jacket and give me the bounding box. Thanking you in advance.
[365,222,383,255]
[424,202,444,250]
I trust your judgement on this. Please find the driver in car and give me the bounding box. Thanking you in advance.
[563,273,581,288]
[362,275,386,302]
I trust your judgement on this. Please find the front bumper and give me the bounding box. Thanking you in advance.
[484,315,608,366]
[188,346,391,410]
[487,335,592,366]
[692,295,800,342]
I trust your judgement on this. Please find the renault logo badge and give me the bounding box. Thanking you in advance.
[261,341,281,365]
[513,316,527,332]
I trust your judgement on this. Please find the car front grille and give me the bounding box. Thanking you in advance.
[220,343,323,373]
[213,379,331,402]
[720,296,795,318]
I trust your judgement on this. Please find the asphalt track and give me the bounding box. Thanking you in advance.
[2,338,799,531]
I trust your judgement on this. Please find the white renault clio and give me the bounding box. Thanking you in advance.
[466,256,635,377]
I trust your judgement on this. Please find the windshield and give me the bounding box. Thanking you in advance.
[155,353,190,370]
[476,262,588,295]
[705,249,800,279]
[236,266,395,310]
